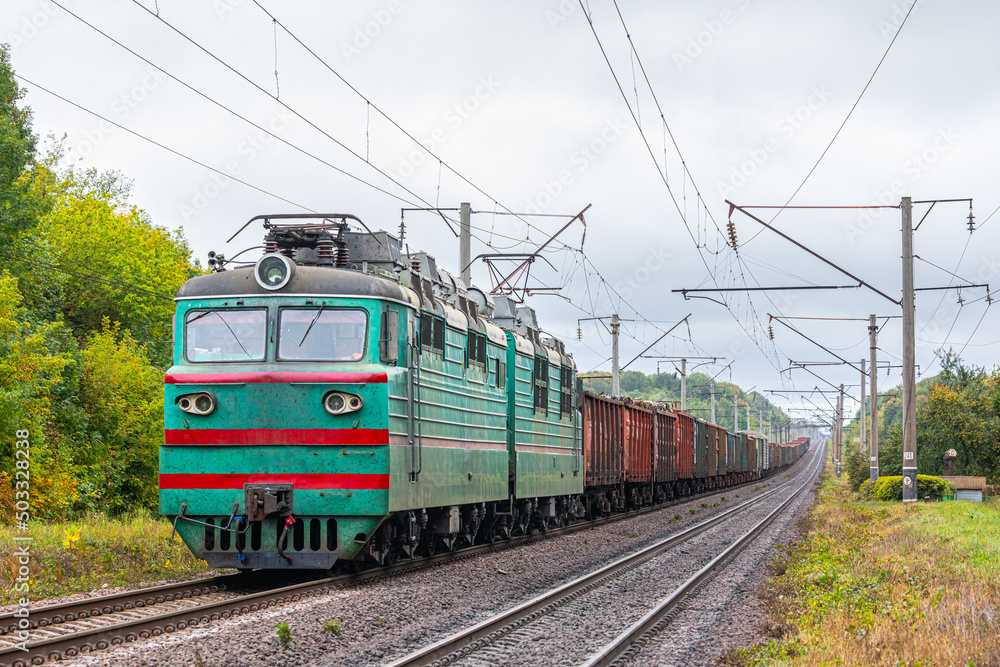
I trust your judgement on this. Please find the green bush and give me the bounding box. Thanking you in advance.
[859,475,955,501]
[843,444,870,492]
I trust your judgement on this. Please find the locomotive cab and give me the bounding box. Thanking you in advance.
[161,217,414,569]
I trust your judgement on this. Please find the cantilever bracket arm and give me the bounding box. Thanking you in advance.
[725,201,900,306]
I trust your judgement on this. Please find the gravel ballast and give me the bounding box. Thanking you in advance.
[64,449,821,667]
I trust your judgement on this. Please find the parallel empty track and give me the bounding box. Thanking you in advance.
[386,444,824,667]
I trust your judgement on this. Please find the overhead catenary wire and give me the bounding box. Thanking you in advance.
[15,75,315,215]
[249,1,695,359]
[741,0,919,246]
[581,1,792,374]
[47,1,686,361]
[49,0,417,207]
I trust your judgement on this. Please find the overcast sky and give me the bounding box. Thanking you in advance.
[4,0,998,422]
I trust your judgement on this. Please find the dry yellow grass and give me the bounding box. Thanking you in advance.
[0,511,219,605]
[722,454,1000,667]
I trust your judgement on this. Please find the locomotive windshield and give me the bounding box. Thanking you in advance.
[185,309,267,362]
[277,308,368,361]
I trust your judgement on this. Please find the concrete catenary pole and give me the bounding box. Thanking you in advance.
[869,314,879,481]
[836,384,844,477]
[680,358,687,411]
[459,202,471,286]
[746,404,750,431]
[710,382,716,423]
[901,196,918,503]
[734,393,739,432]
[860,358,866,455]
[611,313,620,396]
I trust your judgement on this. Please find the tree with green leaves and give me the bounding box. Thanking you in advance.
[0,44,38,246]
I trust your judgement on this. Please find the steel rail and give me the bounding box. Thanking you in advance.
[0,574,248,636]
[384,447,821,667]
[0,455,813,667]
[584,444,824,667]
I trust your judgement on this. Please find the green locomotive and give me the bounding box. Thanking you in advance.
[161,215,580,569]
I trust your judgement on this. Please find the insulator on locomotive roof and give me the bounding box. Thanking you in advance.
[335,241,349,267]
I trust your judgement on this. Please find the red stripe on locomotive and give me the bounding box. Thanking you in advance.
[159,472,391,490]
[164,428,389,446]
[164,371,388,384]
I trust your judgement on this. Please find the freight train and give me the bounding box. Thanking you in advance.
[160,214,809,570]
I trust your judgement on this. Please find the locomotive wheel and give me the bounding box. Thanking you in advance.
[419,529,437,557]
[374,525,397,566]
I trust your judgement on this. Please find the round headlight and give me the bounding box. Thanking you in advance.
[254,253,294,291]
[325,393,346,415]
[194,393,215,415]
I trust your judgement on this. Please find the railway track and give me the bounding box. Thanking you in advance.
[0,459,811,667]
[386,443,824,667]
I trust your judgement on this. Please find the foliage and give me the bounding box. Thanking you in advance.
[276,621,294,650]
[730,460,1000,665]
[14,151,197,366]
[0,54,200,522]
[844,352,1000,483]
[322,618,342,635]
[0,45,38,247]
[71,322,165,513]
[0,270,77,520]
[842,441,869,492]
[0,510,218,604]
[859,475,955,501]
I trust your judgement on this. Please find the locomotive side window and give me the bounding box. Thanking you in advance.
[533,356,549,414]
[420,313,433,351]
[467,331,486,368]
[433,318,445,352]
[277,308,367,361]
[419,313,445,354]
[185,309,267,362]
[559,366,573,418]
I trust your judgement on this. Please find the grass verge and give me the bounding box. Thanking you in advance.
[1,511,219,606]
[721,454,1000,667]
